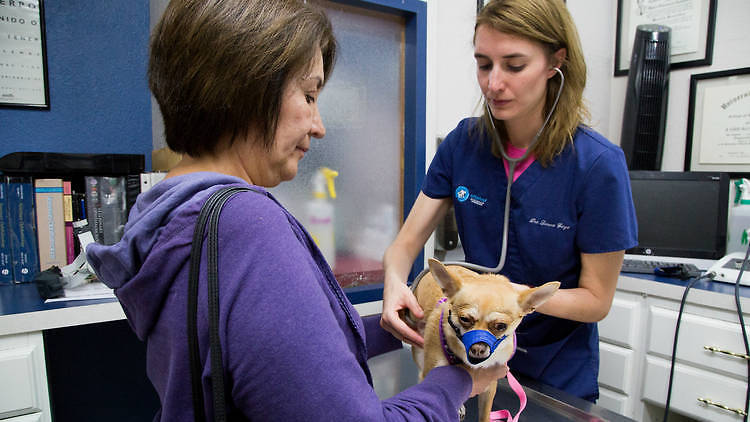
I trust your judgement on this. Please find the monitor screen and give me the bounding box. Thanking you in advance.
[627,171,729,259]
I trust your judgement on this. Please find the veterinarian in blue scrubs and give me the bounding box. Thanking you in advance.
[381,0,637,402]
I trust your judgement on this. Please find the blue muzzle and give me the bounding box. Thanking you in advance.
[461,329,507,364]
[446,309,509,365]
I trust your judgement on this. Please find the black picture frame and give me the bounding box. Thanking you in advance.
[614,0,716,77]
[0,0,50,109]
[684,67,750,179]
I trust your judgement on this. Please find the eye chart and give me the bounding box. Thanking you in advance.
[0,0,48,108]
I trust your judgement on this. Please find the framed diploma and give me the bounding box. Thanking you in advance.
[685,67,750,178]
[0,0,49,109]
[615,0,717,76]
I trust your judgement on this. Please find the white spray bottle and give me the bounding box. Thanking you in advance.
[306,167,338,268]
[727,178,750,254]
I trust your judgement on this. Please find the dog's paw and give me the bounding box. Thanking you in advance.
[458,404,466,421]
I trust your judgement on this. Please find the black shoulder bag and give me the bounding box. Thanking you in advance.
[187,186,258,422]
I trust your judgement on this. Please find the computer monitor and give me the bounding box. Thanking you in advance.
[627,171,729,259]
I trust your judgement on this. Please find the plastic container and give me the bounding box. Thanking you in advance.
[726,178,750,255]
[306,167,338,268]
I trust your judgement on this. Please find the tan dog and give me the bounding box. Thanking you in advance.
[408,258,560,422]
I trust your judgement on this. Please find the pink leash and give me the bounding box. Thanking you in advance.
[489,370,527,422]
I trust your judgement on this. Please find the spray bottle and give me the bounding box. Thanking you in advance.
[727,178,750,254]
[306,167,338,268]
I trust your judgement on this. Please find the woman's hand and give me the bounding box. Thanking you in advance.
[468,364,509,397]
[380,274,425,347]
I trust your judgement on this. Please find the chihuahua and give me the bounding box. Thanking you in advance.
[408,258,560,422]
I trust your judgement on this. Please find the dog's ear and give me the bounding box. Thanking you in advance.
[517,281,560,315]
[428,258,462,297]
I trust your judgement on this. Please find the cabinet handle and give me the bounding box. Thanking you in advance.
[704,345,750,360]
[697,398,747,416]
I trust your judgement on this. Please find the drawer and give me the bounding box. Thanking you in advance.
[642,355,747,422]
[599,296,640,348]
[648,306,748,378]
[598,342,634,393]
[598,387,629,417]
[0,346,40,418]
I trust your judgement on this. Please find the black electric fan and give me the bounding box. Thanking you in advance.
[620,24,671,171]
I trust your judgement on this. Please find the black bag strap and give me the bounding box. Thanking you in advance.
[188,186,258,422]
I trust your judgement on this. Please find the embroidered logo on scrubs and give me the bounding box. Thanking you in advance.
[455,186,469,202]
[529,218,571,231]
[455,186,487,207]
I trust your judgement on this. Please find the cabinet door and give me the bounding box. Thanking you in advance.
[0,333,50,422]
[599,294,642,348]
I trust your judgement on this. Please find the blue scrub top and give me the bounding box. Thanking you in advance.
[422,117,638,401]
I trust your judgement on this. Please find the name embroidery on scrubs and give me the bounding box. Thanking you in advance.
[529,218,570,231]
[455,186,487,207]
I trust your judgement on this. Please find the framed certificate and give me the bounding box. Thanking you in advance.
[0,0,49,109]
[615,0,717,76]
[684,67,750,178]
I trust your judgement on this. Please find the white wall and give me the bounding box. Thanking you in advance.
[426,0,750,171]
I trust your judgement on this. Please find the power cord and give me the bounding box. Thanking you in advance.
[662,270,716,422]
[734,242,750,422]
[662,240,750,422]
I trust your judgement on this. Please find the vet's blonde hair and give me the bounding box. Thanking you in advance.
[475,0,589,166]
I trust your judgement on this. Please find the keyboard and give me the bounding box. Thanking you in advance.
[621,259,702,279]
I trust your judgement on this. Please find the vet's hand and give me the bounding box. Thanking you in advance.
[380,276,424,347]
[468,364,508,398]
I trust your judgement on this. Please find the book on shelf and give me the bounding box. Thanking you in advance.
[63,181,75,265]
[126,174,140,218]
[0,178,12,284]
[34,178,67,272]
[6,176,39,283]
[85,176,127,245]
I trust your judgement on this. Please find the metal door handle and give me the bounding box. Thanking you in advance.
[697,397,747,416]
[704,345,750,360]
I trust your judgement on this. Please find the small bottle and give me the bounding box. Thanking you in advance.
[727,178,750,254]
[306,167,338,269]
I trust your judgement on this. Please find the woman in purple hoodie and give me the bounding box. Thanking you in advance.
[86,0,506,420]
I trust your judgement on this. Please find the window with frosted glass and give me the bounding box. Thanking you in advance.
[270,1,404,287]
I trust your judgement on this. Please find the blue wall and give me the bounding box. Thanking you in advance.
[0,1,152,169]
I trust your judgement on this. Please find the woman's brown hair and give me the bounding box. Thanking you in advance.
[149,0,337,157]
[475,0,589,166]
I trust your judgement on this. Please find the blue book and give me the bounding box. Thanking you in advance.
[0,177,12,284]
[7,177,39,283]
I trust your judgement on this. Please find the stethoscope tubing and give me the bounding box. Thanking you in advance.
[438,67,565,275]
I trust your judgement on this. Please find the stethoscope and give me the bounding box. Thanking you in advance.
[411,67,565,280]
[409,67,565,357]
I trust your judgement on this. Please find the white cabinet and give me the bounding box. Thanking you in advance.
[641,298,748,422]
[598,275,750,422]
[598,290,646,418]
[0,332,51,422]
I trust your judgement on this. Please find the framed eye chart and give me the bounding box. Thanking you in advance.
[0,0,50,109]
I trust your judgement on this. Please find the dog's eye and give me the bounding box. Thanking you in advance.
[494,323,507,332]
[459,316,472,326]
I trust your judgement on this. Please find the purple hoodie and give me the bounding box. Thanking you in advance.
[87,172,471,421]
